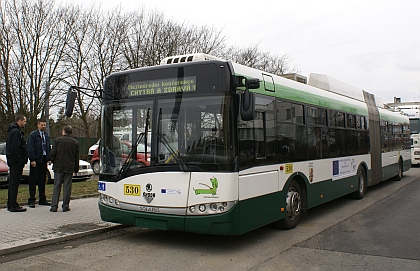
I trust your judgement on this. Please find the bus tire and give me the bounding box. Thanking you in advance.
[351,166,366,199]
[394,159,403,181]
[275,179,302,230]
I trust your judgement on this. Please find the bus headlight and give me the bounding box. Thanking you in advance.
[187,201,236,215]
[199,204,206,212]
[99,193,120,208]
[99,193,108,203]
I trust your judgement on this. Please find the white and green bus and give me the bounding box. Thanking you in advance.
[384,103,420,165]
[86,53,410,235]
[392,104,420,166]
[410,134,420,165]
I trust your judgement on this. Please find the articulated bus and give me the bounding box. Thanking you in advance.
[82,53,410,235]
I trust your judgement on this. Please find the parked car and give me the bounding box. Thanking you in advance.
[91,147,100,174]
[87,132,150,160]
[90,140,151,174]
[0,142,93,184]
[119,131,152,143]
[0,159,9,188]
[87,139,100,160]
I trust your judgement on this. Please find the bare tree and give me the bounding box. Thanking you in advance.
[0,0,71,139]
[83,6,130,141]
[221,44,300,76]
[2,0,71,133]
[122,10,226,68]
[90,6,128,86]
[121,9,147,69]
[123,10,176,68]
[0,0,299,144]
[59,4,101,144]
[0,1,18,139]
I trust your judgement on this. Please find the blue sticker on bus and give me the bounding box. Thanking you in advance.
[98,182,106,191]
[332,160,339,175]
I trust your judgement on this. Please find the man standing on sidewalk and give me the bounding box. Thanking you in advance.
[50,125,79,212]
[6,114,28,212]
[27,118,51,208]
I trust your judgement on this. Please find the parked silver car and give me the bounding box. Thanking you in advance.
[0,142,93,184]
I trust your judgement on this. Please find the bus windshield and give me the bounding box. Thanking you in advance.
[101,94,235,175]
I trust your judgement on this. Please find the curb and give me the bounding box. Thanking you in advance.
[0,224,126,256]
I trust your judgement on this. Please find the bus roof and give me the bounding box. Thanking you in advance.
[156,53,405,121]
[308,74,364,104]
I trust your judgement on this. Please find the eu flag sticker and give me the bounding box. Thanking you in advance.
[161,188,181,195]
[333,160,339,176]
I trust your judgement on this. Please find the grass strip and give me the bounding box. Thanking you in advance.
[0,179,98,207]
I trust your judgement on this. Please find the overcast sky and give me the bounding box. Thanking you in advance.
[66,0,420,104]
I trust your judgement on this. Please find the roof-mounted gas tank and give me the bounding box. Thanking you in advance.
[160,53,224,65]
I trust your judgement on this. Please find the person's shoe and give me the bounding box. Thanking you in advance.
[39,200,50,206]
[28,202,35,208]
[9,206,27,212]
[62,207,70,212]
[50,207,57,212]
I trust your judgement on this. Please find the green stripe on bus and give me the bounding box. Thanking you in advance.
[235,73,369,115]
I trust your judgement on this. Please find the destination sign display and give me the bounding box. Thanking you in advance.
[128,76,197,97]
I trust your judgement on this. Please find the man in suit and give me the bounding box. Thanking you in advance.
[50,125,79,212]
[27,118,51,207]
[6,114,28,212]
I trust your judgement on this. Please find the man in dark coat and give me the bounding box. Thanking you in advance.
[6,114,28,212]
[50,125,79,212]
[27,118,51,207]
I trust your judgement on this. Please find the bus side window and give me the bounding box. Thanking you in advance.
[255,111,266,159]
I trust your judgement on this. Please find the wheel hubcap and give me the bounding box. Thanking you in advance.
[93,162,100,174]
[286,187,301,220]
[359,173,365,193]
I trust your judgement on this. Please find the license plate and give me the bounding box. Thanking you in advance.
[124,184,141,196]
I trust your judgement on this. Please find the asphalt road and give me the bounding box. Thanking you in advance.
[297,177,420,261]
[1,169,419,271]
[260,176,420,271]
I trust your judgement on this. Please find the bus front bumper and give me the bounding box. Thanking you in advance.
[98,201,240,235]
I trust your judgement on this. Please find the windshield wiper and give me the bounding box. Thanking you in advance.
[114,132,146,180]
[157,132,188,171]
[157,107,188,171]
[114,108,150,180]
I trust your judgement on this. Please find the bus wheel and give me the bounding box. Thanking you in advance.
[351,167,366,199]
[394,159,403,181]
[275,179,302,230]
